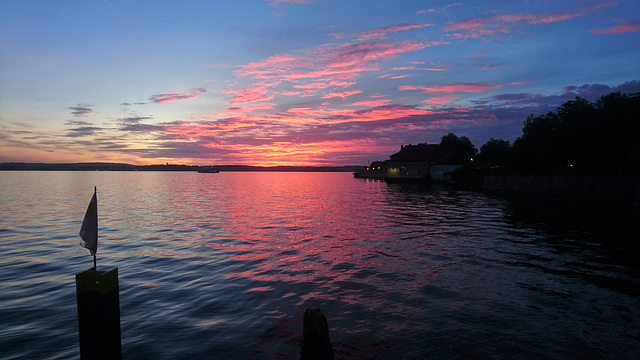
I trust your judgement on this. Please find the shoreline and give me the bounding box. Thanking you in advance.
[0,162,362,172]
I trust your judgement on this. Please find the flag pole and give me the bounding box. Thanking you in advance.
[93,186,97,271]
[94,186,96,270]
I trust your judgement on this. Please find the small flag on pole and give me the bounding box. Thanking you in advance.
[80,187,98,256]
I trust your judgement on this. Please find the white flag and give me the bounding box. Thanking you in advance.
[80,187,98,255]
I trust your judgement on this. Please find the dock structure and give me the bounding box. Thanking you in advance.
[76,268,122,360]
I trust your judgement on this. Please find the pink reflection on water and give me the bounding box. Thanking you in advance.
[194,172,422,307]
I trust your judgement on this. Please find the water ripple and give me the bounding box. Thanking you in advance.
[1,171,638,359]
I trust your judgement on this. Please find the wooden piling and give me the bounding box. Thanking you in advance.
[76,268,122,360]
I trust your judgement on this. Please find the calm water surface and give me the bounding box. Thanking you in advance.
[1,171,638,359]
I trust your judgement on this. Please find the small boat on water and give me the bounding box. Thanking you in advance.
[197,167,219,173]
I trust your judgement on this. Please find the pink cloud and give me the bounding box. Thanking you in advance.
[329,80,356,87]
[324,104,433,124]
[292,80,355,89]
[149,86,206,104]
[266,0,312,5]
[529,13,578,24]
[480,64,508,70]
[447,12,579,32]
[219,102,276,115]
[351,99,392,107]
[99,80,639,166]
[230,39,432,104]
[235,54,303,80]
[417,3,463,15]
[448,18,490,31]
[327,32,347,39]
[354,23,434,40]
[225,81,280,105]
[399,83,505,93]
[590,21,640,34]
[293,82,331,90]
[390,74,413,80]
[276,89,316,98]
[286,107,330,117]
[379,73,413,80]
[388,65,448,72]
[227,89,273,105]
[235,39,430,82]
[322,90,362,99]
[421,96,459,106]
[445,3,617,39]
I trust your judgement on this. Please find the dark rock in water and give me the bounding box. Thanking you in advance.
[300,308,334,360]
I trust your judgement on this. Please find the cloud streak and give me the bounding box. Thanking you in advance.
[148,86,207,104]
[266,0,312,6]
[445,2,617,39]
[590,21,640,34]
[66,126,103,138]
[330,23,435,40]
[399,83,507,94]
[322,90,362,99]
[68,104,93,117]
[226,37,440,107]
[235,40,431,82]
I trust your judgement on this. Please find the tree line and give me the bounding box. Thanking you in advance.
[391,91,639,175]
[486,92,639,174]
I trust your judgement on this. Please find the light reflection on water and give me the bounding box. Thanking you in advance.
[0,171,638,359]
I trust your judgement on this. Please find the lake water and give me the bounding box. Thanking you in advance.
[1,171,638,359]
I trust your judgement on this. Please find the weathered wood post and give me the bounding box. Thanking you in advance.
[76,268,122,360]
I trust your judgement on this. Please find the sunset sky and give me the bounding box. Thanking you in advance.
[1,0,639,166]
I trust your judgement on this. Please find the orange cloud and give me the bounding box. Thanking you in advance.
[216,138,393,167]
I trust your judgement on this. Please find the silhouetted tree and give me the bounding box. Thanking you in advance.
[478,138,511,168]
[593,92,640,172]
[438,133,477,165]
[509,92,640,174]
